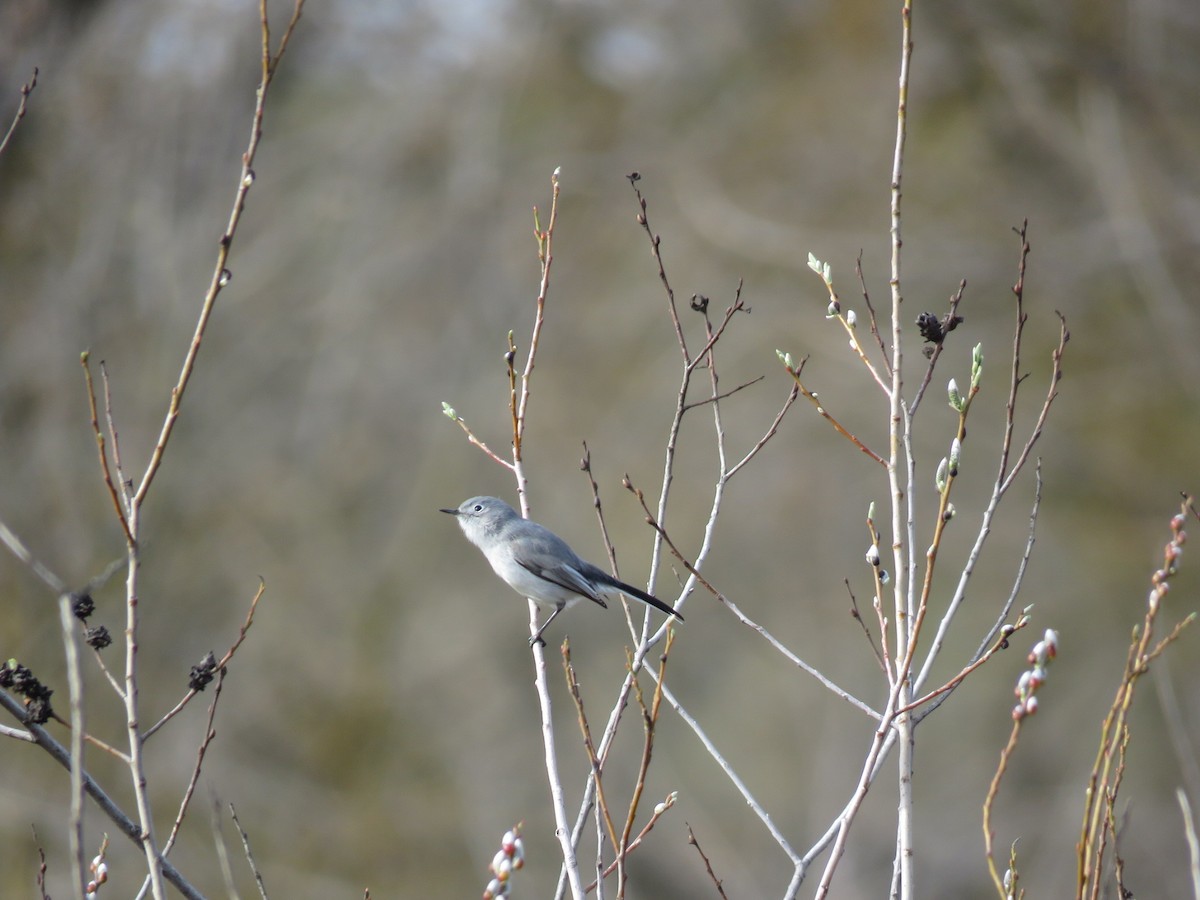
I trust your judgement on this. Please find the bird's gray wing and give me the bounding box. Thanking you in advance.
[512,533,608,607]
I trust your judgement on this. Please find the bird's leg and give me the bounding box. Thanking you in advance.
[529,603,566,647]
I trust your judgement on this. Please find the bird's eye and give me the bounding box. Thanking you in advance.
[473,504,483,512]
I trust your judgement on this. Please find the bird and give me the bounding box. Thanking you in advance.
[440,496,683,645]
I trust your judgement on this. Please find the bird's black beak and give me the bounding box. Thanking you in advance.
[439,507,457,515]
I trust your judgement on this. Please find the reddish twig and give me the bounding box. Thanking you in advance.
[687,823,730,899]
[617,631,673,894]
[854,251,891,376]
[562,640,620,867]
[780,356,886,467]
[0,67,37,158]
[143,581,264,741]
[80,355,134,546]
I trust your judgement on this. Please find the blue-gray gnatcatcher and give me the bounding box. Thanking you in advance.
[440,496,683,645]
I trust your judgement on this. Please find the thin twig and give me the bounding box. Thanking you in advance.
[230,803,269,900]
[561,675,645,898]
[916,464,1044,724]
[998,312,1068,497]
[629,173,688,362]
[0,693,205,899]
[983,722,1024,898]
[134,648,238,900]
[977,461,1043,659]
[73,728,129,762]
[580,444,644,646]
[100,361,132,509]
[33,828,49,900]
[443,408,516,471]
[656,675,799,866]
[901,613,1030,715]
[686,824,730,900]
[514,171,560,463]
[724,384,800,480]
[0,516,67,594]
[623,175,704,653]
[210,793,241,900]
[838,313,891,396]
[681,374,765,413]
[844,580,886,673]
[133,0,305,507]
[617,631,673,894]
[996,221,1032,487]
[580,443,617,569]
[162,669,226,855]
[143,580,264,740]
[0,67,37,158]
[854,251,891,375]
[583,793,680,893]
[563,641,620,870]
[782,360,886,467]
[625,479,877,718]
[80,354,135,545]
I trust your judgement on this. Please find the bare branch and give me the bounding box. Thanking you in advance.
[134,0,306,508]
[80,354,134,546]
[625,479,878,719]
[782,359,886,467]
[0,693,205,900]
[230,802,269,900]
[686,824,731,900]
[0,67,37,158]
[143,580,265,740]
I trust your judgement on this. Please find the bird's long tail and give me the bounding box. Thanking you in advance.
[609,576,683,621]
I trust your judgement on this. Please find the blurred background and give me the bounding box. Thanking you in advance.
[1,0,1198,896]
